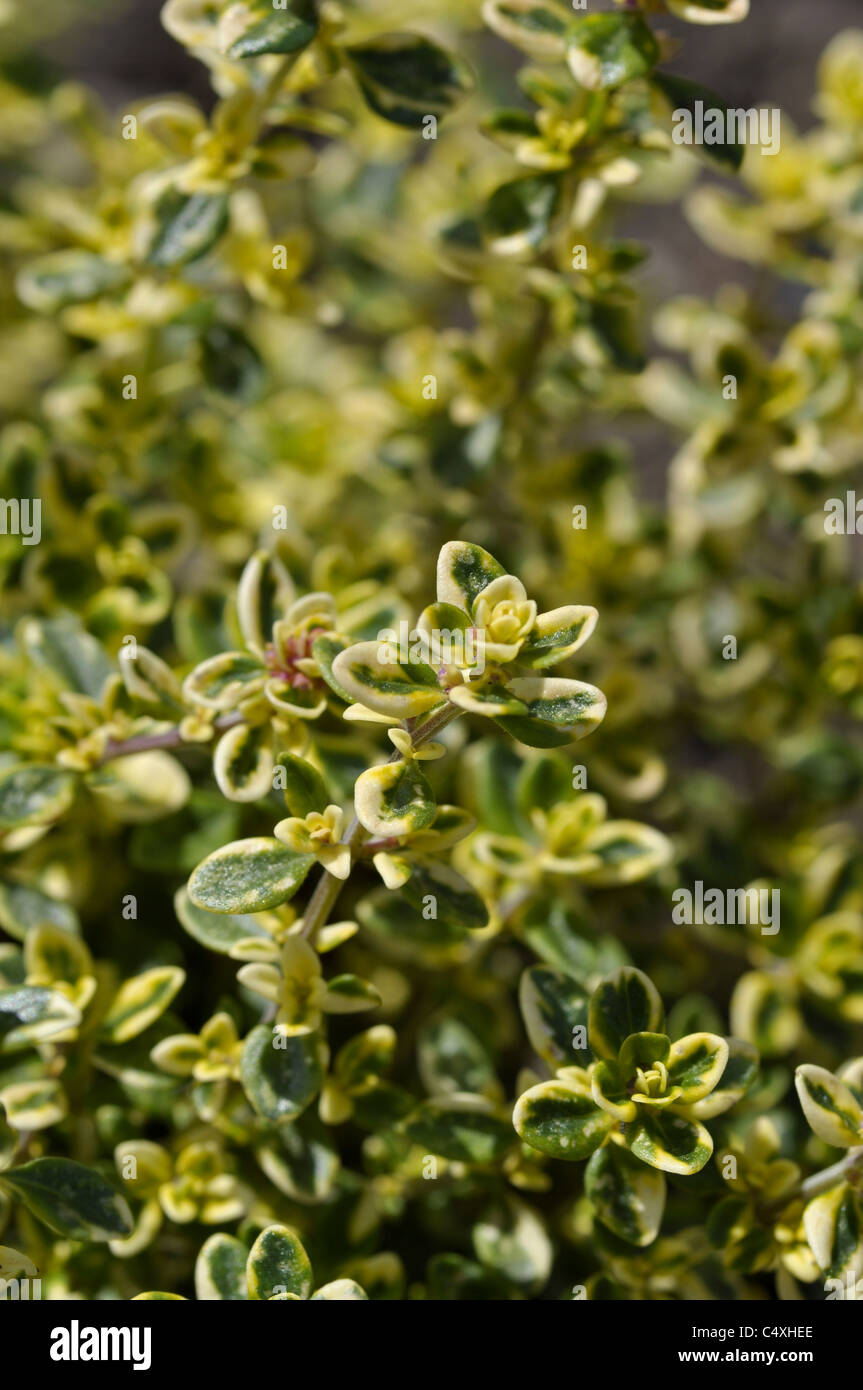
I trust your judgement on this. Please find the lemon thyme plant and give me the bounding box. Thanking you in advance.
[0,0,861,1302]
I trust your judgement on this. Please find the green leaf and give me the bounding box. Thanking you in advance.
[627,1111,714,1175]
[354,759,436,837]
[324,974,381,1013]
[173,886,271,955]
[246,1223,313,1301]
[795,1065,863,1148]
[310,1279,368,1300]
[652,72,746,172]
[396,859,488,931]
[213,722,274,803]
[195,1233,249,1300]
[513,1074,612,1160]
[256,1116,340,1205]
[21,615,114,697]
[277,753,329,817]
[481,0,570,57]
[472,1195,552,1291]
[182,651,265,710]
[85,751,191,824]
[331,641,444,718]
[146,189,229,269]
[334,1025,397,1090]
[101,967,185,1045]
[311,634,354,703]
[666,0,750,27]
[0,764,77,829]
[0,986,80,1053]
[404,1094,512,1164]
[803,1184,862,1279]
[188,837,315,913]
[566,13,659,91]
[578,821,671,886]
[519,965,591,1068]
[0,1078,67,1131]
[436,541,507,612]
[226,0,318,59]
[1,1158,132,1241]
[729,970,800,1057]
[498,676,606,747]
[482,175,560,257]
[586,1144,666,1246]
[665,1032,729,1104]
[588,967,665,1061]
[519,605,599,670]
[345,33,473,129]
[417,1016,499,1099]
[590,1058,638,1122]
[16,251,127,313]
[240,1023,325,1121]
[0,883,79,944]
[678,1038,758,1120]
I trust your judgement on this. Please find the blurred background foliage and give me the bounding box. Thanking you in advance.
[0,0,861,1300]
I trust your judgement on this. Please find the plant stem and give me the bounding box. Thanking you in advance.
[96,713,242,766]
[800,1146,863,1200]
[300,700,463,940]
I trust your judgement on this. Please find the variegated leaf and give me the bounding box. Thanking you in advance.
[0,986,81,1053]
[519,605,599,670]
[803,1184,863,1279]
[277,753,329,816]
[627,1111,714,1175]
[310,1278,368,1300]
[519,965,591,1069]
[0,1157,132,1242]
[354,759,436,837]
[447,682,529,717]
[513,1075,613,1160]
[181,652,266,710]
[0,1078,67,1130]
[323,975,382,1014]
[404,1094,512,1164]
[0,764,77,829]
[246,1224,313,1301]
[213,722,274,802]
[666,1032,729,1105]
[436,540,506,612]
[591,1059,638,1122]
[101,967,185,1044]
[236,550,295,656]
[173,886,272,955]
[330,641,445,718]
[578,821,672,886]
[240,1023,326,1121]
[588,967,665,1061]
[195,1232,249,1300]
[498,676,607,748]
[188,837,315,913]
[795,1064,863,1148]
[585,1143,666,1246]
[0,883,79,943]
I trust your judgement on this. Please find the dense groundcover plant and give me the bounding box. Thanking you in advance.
[0,0,861,1302]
